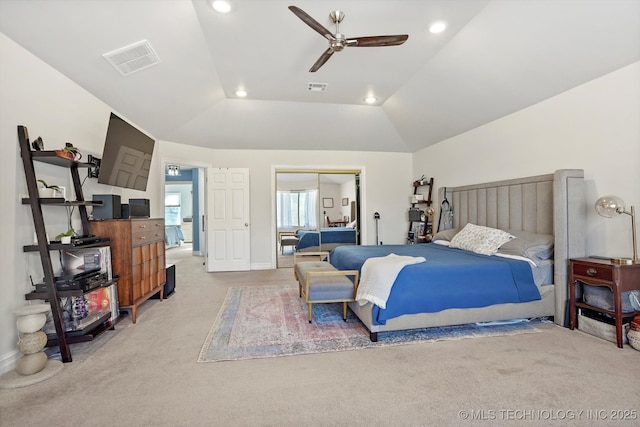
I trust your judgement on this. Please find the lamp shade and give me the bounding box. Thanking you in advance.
[595,195,625,218]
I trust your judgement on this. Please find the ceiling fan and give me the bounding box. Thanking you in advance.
[288,5,409,72]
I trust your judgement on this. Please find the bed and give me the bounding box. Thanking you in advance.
[165,225,184,248]
[296,227,357,252]
[331,170,586,341]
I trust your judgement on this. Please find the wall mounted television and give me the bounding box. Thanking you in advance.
[98,113,155,191]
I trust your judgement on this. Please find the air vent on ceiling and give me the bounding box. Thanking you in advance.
[103,40,160,76]
[307,82,328,92]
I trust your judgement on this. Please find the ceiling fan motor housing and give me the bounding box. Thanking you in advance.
[331,34,346,51]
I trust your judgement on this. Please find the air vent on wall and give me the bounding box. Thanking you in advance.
[307,82,328,92]
[103,40,160,76]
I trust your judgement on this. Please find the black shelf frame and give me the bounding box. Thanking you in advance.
[25,279,118,300]
[23,238,111,252]
[18,125,110,363]
[408,177,434,242]
[45,312,113,347]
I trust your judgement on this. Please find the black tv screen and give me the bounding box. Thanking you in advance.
[98,113,155,191]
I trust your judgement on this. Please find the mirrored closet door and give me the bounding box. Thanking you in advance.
[276,170,360,268]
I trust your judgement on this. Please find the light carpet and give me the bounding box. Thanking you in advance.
[198,284,543,362]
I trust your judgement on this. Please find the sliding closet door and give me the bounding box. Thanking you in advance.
[318,173,358,228]
[276,173,319,267]
[276,170,361,268]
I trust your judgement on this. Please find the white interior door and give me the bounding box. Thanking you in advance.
[206,168,250,271]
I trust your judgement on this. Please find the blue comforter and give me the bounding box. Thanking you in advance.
[330,244,540,325]
[296,227,356,250]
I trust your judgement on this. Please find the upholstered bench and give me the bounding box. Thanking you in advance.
[279,233,299,254]
[293,252,359,323]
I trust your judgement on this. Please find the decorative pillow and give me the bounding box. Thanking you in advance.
[431,228,459,242]
[498,230,554,262]
[346,220,357,228]
[449,223,514,255]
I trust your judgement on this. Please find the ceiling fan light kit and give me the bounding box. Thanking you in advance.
[288,5,409,72]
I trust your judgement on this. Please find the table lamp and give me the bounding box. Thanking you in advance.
[595,195,638,264]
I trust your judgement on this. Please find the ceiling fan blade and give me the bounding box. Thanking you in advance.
[288,6,334,41]
[347,34,409,47]
[309,48,334,72]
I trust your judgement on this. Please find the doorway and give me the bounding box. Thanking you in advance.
[275,170,361,268]
[164,164,205,263]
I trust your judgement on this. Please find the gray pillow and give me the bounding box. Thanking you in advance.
[498,230,554,262]
[432,228,459,242]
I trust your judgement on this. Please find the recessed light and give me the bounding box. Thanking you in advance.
[364,96,378,104]
[211,1,231,13]
[429,21,447,34]
[235,89,247,97]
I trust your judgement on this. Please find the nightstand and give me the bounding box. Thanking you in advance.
[569,257,640,348]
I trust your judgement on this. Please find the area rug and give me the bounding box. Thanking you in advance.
[197,285,543,362]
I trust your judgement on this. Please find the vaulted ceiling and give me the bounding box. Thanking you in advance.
[1,0,638,153]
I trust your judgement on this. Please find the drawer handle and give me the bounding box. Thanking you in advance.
[586,268,597,277]
[139,236,146,240]
[139,225,146,229]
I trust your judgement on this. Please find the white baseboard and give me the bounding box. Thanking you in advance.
[250,262,273,270]
[0,350,19,376]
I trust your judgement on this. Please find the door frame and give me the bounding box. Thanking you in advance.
[161,159,210,257]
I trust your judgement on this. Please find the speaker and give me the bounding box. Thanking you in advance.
[121,203,149,219]
[92,195,121,219]
[151,264,175,299]
[129,198,149,207]
[128,198,150,217]
[408,208,423,222]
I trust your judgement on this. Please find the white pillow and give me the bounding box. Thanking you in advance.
[346,220,357,228]
[449,223,514,256]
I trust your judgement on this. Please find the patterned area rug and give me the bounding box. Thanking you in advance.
[198,285,543,362]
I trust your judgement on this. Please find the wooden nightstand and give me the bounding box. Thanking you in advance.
[569,257,640,348]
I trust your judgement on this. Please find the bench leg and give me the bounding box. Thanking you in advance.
[342,302,348,321]
[308,303,313,323]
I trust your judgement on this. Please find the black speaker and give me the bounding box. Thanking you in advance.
[120,204,130,219]
[152,264,175,299]
[128,198,150,217]
[121,203,149,219]
[92,195,121,219]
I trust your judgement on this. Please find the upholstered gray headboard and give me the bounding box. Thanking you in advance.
[437,169,586,326]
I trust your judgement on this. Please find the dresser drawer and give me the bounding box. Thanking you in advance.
[131,219,164,247]
[573,263,613,282]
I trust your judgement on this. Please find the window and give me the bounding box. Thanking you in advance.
[165,193,181,226]
[277,189,318,228]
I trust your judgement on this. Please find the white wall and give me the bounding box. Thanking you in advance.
[158,141,413,269]
[413,61,640,259]
[0,33,413,373]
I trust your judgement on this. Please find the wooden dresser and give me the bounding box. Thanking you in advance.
[91,218,166,323]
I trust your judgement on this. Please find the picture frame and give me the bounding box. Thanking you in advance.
[322,198,333,208]
[342,197,349,206]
